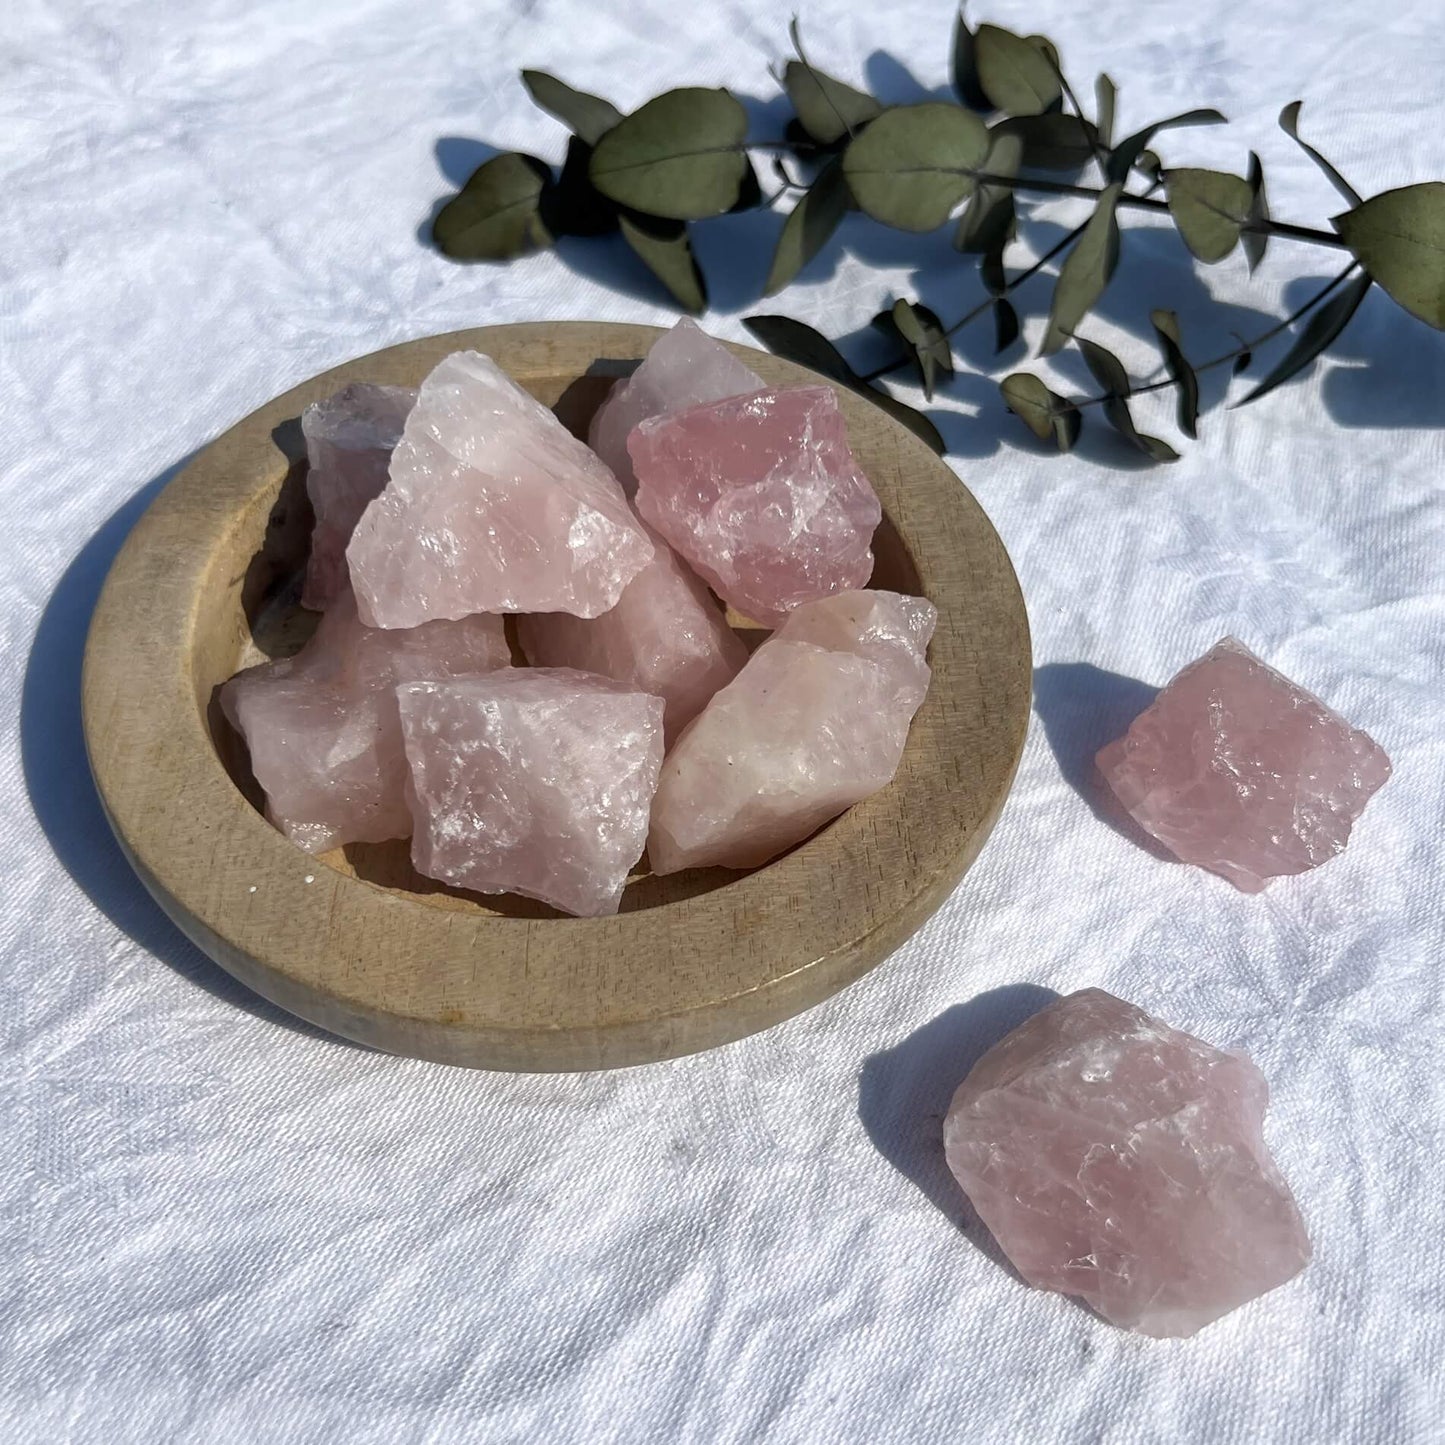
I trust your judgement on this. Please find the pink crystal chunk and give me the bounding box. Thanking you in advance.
[588,318,765,492]
[300,383,416,610]
[220,591,510,853]
[648,590,935,873]
[347,351,653,628]
[630,385,883,626]
[398,669,665,917]
[943,988,1312,1339]
[1097,637,1391,891]
[517,523,748,745]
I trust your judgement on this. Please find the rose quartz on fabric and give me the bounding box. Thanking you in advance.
[647,590,935,873]
[588,318,765,492]
[219,591,509,853]
[346,350,653,628]
[629,385,882,626]
[398,669,665,917]
[517,523,747,745]
[1097,637,1391,891]
[300,382,416,611]
[943,988,1312,1339]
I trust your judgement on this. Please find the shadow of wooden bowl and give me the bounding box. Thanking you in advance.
[83,322,1031,1071]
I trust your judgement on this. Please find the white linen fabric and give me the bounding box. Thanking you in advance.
[2,0,1442,1439]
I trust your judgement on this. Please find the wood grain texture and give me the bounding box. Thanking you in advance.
[82,323,1031,1071]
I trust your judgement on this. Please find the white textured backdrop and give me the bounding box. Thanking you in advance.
[3,0,1443,1440]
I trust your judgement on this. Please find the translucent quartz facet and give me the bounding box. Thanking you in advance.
[517,523,747,745]
[630,385,882,626]
[300,383,416,610]
[588,318,766,492]
[347,351,653,628]
[398,669,665,917]
[219,591,509,853]
[943,988,1312,1339]
[647,590,935,873]
[1097,637,1391,891]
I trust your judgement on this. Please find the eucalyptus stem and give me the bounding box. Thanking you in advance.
[1067,263,1361,413]
[969,171,1348,249]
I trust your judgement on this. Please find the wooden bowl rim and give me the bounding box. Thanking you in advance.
[82,321,1031,1070]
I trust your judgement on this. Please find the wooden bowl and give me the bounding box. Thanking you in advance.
[83,323,1030,1071]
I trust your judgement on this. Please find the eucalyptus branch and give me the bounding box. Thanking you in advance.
[432,14,1445,464]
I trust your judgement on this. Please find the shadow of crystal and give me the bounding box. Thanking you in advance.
[857,986,1060,1285]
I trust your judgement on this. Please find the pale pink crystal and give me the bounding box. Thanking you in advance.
[648,590,935,873]
[588,318,765,492]
[516,523,747,744]
[220,591,509,853]
[1097,637,1391,892]
[300,383,416,610]
[346,351,653,629]
[630,386,883,626]
[943,988,1312,1339]
[398,669,665,917]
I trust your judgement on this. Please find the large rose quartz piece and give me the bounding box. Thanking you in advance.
[1097,637,1391,891]
[300,383,416,610]
[219,591,509,853]
[588,318,765,492]
[944,988,1312,1339]
[517,523,747,744]
[347,351,653,628]
[398,669,665,917]
[648,590,935,873]
[629,385,883,626]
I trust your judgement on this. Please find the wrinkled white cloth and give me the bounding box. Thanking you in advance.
[3,0,1443,1439]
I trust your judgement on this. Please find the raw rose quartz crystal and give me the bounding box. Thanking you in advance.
[300,383,416,610]
[588,318,765,492]
[1097,637,1391,891]
[398,669,665,917]
[629,385,883,626]
[516,523,748,744]
[220,591,509,853]
[943,988,1312,1339]
[648,590,936,873]
[346,351,653,629]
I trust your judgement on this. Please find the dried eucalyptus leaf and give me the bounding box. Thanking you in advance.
[1333,182,1445,328]
[951,6,993,110]
[540,137,619,237]
[1236,271,1373,405]
[1106,108,1225,184]
[1095,74,1116,150]
[520,70,623,146]
[433,152,554,260]
[994,297,1021,352]
[1000,373,1079,451]
[619,213,707,312]
[1076,336,1178,459]
[783,59,882,146]
[1279,101,1360,206]
[1076,336,1131,397]
[842,103,988,232]
[764,160,849,294]
[975,24,1063,117]
[991,114,1099,171]
[1100,395,1180,460]
[742,316,944,452]
[1243,151,1269,273]
[1041,182,1122,355]
[590,88,749,220]
[1165,168,1252,263]
[891,298,954,398]
[1150,308,1200,438]
[955,131,1021,253]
